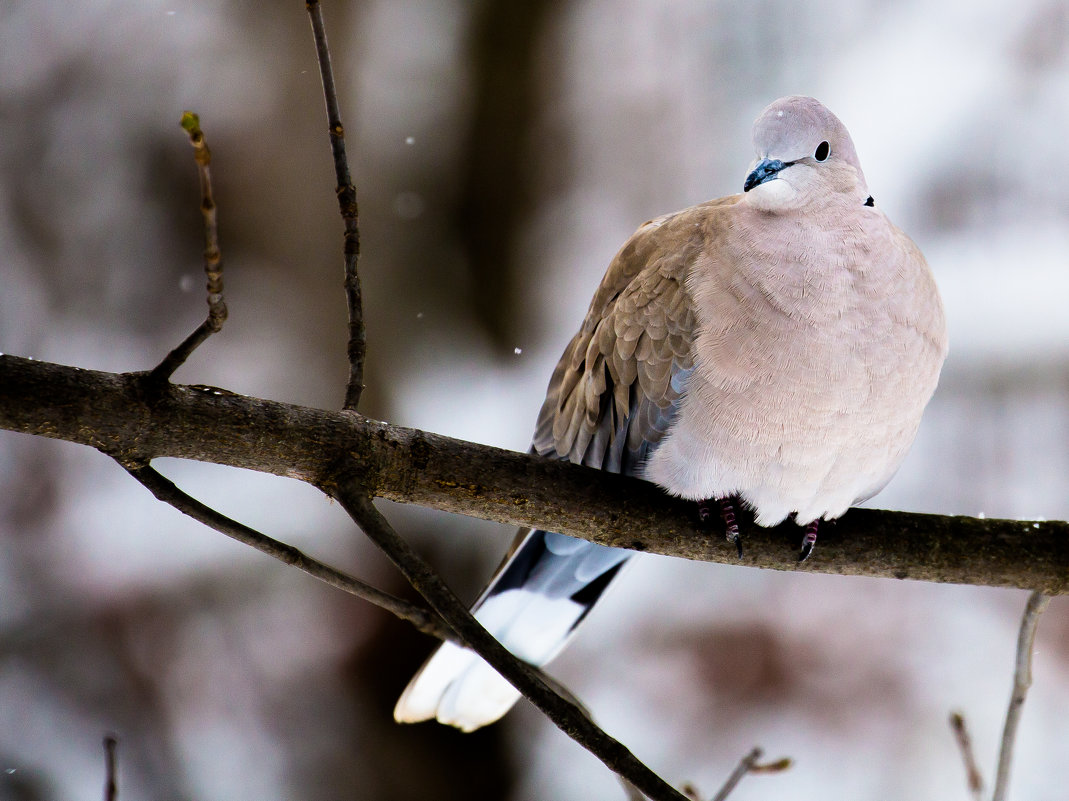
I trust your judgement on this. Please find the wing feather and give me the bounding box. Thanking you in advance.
[531,202,728,476]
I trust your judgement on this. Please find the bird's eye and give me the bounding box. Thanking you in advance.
[813,141,830,162]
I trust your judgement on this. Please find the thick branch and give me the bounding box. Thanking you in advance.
[2,354,1067,593]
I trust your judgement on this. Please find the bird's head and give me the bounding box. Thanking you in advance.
[743,96,870,213]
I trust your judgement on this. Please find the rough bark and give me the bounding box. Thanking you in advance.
[2,353,1067,594]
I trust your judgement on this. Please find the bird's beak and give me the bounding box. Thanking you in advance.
[743,158,788,192]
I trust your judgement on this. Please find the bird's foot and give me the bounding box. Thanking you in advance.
[698,497,743,558]
[798,519,820,562]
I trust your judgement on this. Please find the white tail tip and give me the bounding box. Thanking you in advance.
[394,641,521,732]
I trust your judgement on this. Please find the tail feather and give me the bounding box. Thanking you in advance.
[394,642,517,731]
[393,529,630,731]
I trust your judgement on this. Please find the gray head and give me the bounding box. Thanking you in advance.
[743,96,870,212]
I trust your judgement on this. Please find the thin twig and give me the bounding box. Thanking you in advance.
[123,463,455,643]
[336,488,691,801]
[150,112,228,384]
[306,1,365,411]
[949,712,984,801]
[992,591,1051,801]
[103,733,118,801]
[748,756,792,774]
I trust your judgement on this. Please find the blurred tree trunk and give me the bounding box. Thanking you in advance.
[456,0,563,348]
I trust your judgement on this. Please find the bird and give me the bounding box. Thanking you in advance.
[394,95,948,732]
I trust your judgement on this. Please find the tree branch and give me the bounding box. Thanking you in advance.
[125,456,696,797]
[2,354,1068,594]
[122,462,454,642]
[992,591,1051,801]
[305,0,365,411]
[949,712,984,801]
[149,112,227,384]
[708,747,764,801]
[339,489,691,801]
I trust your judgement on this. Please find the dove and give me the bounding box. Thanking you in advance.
[394,96,947,731]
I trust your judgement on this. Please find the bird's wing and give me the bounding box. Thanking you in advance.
[531,199,737,475]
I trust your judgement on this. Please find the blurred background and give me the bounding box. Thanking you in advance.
[1,1,1068,799]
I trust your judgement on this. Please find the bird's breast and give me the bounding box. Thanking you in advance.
[642,209,941,524]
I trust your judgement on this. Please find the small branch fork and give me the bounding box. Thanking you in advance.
[704,748,791,801]
[306,1,365,411]
[149,112,227,385]
[951,591,1052,801]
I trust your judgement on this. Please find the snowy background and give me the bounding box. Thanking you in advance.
[1,1,1068,800]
